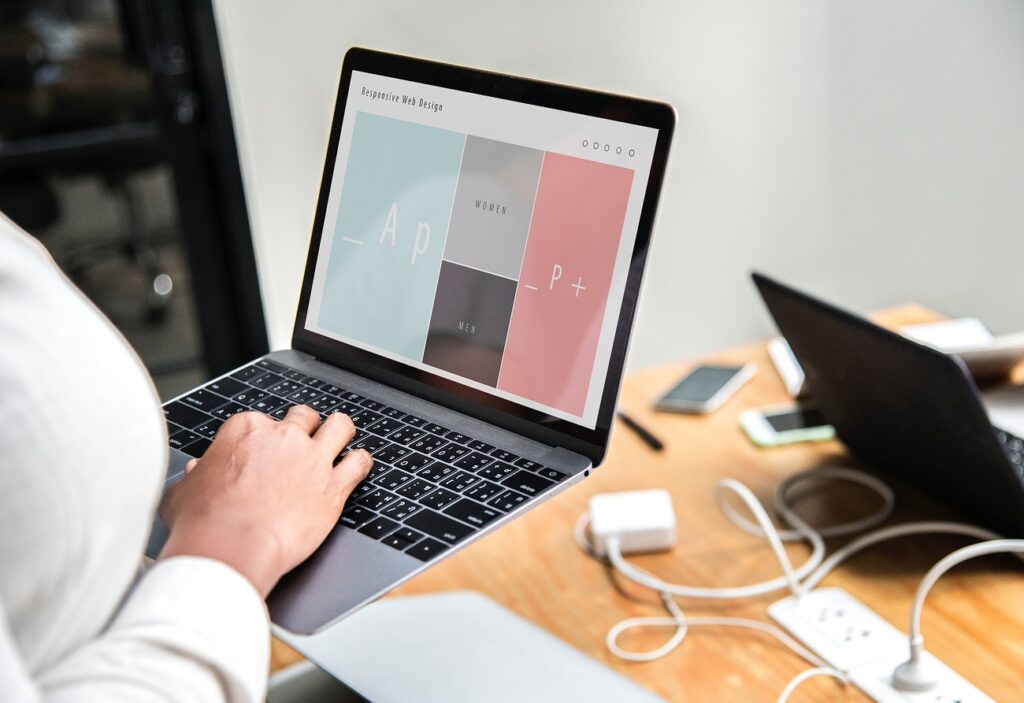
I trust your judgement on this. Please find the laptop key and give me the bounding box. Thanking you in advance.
[271,403,296,420]
[406,509,474,544]
[432,443,470,462]
[357,488,399,511]
[445,431,471,445]
[381,406,406,419]
[487,489,529,513]
[537,467,569,482]
[422,423,450,436]
[381,498,423,521]
[358,517,400,540]
[282,369,313,383]
[501,470,554,497]
[164,401,209,429]
[339,505,376,529]
[405,537,449,561]
[232,388,269,406]
[255,358,288,374]
[363,462,390,481]
[514,458,541,471]
[350,410,382,428]
[418,487,460,511]
[193,418,223,438]
[359,399,385,411]
[212,402,248,420]
[327,401,362,416]
[417,463,455,483]
[252,396,288,415]
[394,452,433,472]
[307,396,339,414]
[444,499,500,528]
[268,380,302,396]
[382,528,424,551]
[352,435,389,453]
[408,434,447,454]
[490,449,520,463]
[230,365,267,383]
[388,426,425,445]
[464,480,503,503]
[439,470,480,493]
[367,417,403,436]
[396,478,435,500]
[402,414,426,427]
[169,428,200,450]
[376,444,412,465]
[453,451,494,472]
[287,387,323,404]
[467,439,496,453]
[182,389,230,413]
[351,481,376,499]
[249,371,283,389]
[181,437,212,458]
[477,460,517,482]
[375,468,415,491]
[205,377,248,399]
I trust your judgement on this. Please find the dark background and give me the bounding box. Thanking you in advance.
[0,0,266,399]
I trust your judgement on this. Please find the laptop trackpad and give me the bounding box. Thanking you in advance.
[982,384,1024,437]
[276,591,667,703]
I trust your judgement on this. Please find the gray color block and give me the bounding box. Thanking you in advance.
[444,136,543,279]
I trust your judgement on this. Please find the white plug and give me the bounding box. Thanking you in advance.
[770,588,995,702]
[891,639,939,692]
[588,489,676,557]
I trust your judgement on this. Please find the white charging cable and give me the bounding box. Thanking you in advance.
[573,465,1014,702]
[604,592,850,701]
[891,538,1024,692]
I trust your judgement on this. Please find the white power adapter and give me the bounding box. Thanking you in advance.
[588,489,677,556]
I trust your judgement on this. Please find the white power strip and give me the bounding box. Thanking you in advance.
[768,588,994,703]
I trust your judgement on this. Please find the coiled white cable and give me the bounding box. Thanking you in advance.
[774,667,849,703]
[572,465,1013,701]
[891,538,1024,692]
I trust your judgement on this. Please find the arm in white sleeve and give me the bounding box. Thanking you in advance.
[1,557,270,703]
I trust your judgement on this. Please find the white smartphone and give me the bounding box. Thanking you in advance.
[739,402,836,447]
[654,364,756,414]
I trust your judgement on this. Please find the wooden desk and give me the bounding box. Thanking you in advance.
[271,305,1024,702]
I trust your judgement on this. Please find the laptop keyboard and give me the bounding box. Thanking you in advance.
[995,429,1024,479]
[163,359,569,562]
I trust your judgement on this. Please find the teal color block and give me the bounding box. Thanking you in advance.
[317,112,465,360]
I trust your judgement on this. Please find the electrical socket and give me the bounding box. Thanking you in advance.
[768,588,994,703]
[850,654,994,703]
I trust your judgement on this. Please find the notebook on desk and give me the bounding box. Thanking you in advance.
[753,272,1024,537]
[149,48,675,634]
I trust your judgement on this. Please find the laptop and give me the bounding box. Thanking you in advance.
[752,272,1024,537]
[149,48,675,634]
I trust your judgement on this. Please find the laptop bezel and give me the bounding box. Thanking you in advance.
[290,47,675,465]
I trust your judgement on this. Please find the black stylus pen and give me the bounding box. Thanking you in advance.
[616,411,664,452]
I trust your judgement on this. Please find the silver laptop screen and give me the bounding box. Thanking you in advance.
[304,70,658,429]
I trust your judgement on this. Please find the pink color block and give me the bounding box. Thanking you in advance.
[497,152,634,415]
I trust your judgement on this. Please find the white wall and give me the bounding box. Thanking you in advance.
[213,0,1024,370]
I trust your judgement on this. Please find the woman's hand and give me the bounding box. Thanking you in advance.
[158,405,372,598]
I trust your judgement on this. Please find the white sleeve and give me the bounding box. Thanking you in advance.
[1,557,270,703]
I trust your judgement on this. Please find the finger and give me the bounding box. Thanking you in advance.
[184,458,198,474]
[281,404,321,435]
[312,412,357,458]
[331,449,373,501]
